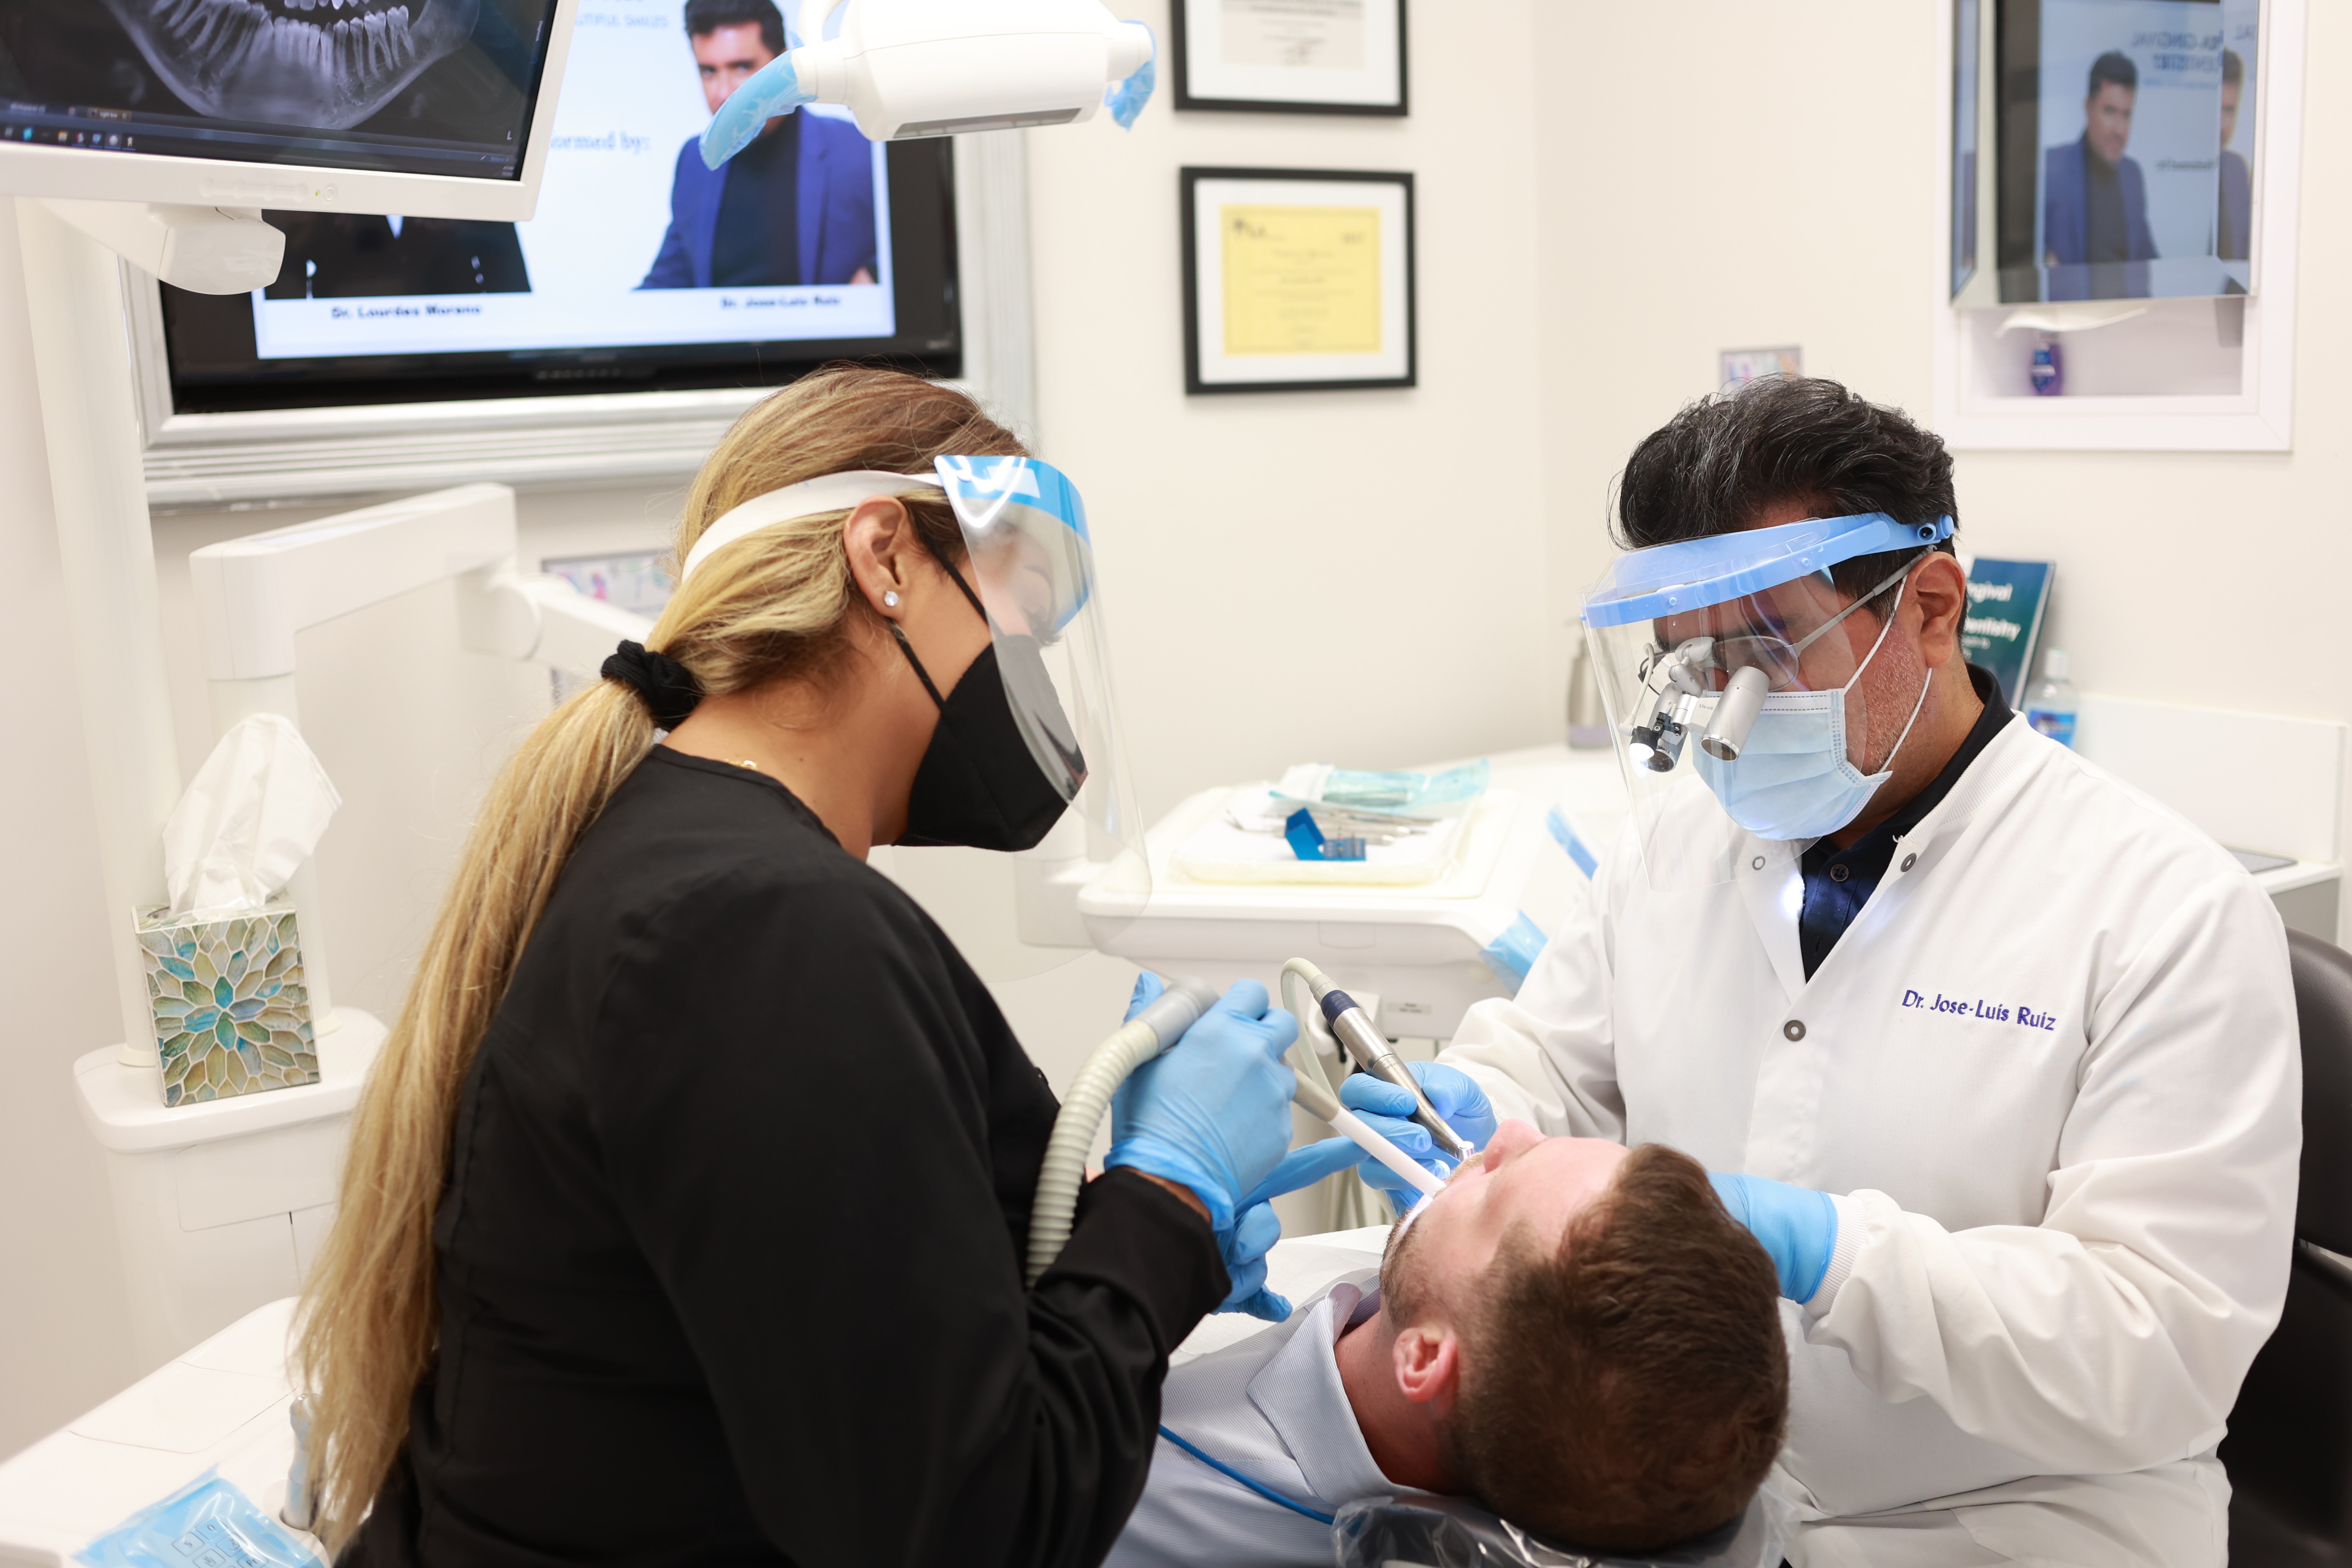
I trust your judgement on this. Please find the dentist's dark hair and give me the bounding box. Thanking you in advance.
[685,0,787,55]
[1612,376,1959,612]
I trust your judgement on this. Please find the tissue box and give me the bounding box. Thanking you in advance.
[136,904,318,1107]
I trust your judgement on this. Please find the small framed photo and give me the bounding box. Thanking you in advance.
[1181,167,1416,395]
[1172,0,1408,116]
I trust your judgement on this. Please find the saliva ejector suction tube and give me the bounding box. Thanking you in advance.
[1026,962,1454,1286]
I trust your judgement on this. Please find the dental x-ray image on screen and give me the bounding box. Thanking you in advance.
[0,0,557,180]
[1995,0,2257,303]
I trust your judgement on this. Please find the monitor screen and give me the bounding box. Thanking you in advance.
[1993,0,2255,303]
[155,0,959,413]
[0,0,559,183]
[1951,0,1981,300]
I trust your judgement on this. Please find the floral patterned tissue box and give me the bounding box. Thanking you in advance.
[137,904,318,1106]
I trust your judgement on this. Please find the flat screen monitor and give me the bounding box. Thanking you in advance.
[0,0,574,218]
[1952,0,1981,300]
[1993,0,2257,302]
[155,0,957,412]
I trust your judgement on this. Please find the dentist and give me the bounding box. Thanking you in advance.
[1342,377,2298,1567]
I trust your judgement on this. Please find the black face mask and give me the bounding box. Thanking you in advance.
[893,624,1083,853]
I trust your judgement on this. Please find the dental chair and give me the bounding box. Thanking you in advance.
[2221,928,2352,1565]
[1334,1492,1790,1568]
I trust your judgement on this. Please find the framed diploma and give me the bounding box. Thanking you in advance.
[1180,167,1416,395]
[1172,0,1409,116]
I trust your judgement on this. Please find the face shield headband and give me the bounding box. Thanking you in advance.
[1576,511,1955,888]
[674,459,1147,898]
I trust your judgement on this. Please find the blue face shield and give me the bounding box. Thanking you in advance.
[674,453,1151,943]
[1579,512,1954,888]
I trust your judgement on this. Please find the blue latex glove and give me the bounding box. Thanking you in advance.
[1336,1061,1500,1208]
[1710,1172,1839,1302]
[1106,980,1298,1234]
[1219,1200,1287,1320]
[1125,969,1168,1021]
[1217,1128,1396,1320]
[1130,969,1314,1320]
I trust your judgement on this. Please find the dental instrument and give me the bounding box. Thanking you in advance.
[1278,957,1474,1166]
[1026,962,1443,1285]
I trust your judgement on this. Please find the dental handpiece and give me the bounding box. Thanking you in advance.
[1319,988,1476,1165]
[1285,1049,1446,1203]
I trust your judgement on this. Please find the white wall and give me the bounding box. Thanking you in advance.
[1535,1,2352,877]
[1025,0,1560,826]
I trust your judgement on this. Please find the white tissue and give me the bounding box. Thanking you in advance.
[163,714,343,918]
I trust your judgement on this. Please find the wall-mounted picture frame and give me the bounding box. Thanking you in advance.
[1181,167,1416,395]
[1171,0,1409,116]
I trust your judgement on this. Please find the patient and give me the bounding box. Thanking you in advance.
[1108,1124,1787,1564]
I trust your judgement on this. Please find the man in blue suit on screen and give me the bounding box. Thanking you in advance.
[2217,48,2251,262]
[641,0,879,290]
[2042,50,2156,299]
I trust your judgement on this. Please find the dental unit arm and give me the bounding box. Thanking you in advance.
[1025,962,1446,1286]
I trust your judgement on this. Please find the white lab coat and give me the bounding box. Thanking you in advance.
[1442,717,2299,1567]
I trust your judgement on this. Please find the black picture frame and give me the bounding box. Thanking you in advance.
[1180,166,1416,395]
[1171,0,1409,116]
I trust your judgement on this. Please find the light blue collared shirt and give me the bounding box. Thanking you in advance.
[1107,1267,1418,1568]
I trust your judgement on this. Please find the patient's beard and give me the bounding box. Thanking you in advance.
[1378,1204,1437,1326]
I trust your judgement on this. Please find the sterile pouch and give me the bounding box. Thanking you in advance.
[1274,760,1491,822]
[77,1469,323,1568]
[1331,1491,1791,1568]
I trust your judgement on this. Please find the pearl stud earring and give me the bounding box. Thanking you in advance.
[883,590,900,608]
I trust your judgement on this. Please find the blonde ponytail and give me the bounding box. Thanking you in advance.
[296,366,1023,1544]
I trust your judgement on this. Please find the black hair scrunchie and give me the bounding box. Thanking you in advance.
[602,640,703,731]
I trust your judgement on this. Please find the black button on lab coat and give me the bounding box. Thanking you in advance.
[346,748,1226,1568]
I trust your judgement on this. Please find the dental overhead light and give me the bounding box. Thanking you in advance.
[702,0,1155,165]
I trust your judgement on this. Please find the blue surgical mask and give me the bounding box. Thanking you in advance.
[1692,581,1932,841]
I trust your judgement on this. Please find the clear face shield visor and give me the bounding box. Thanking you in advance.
[676,454,1149,933]
[1579,512,1955,888]
[930,455,1149,901]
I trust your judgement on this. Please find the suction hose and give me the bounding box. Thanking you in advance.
[1026,977,1222,1285]
[1024,965,1449,1287]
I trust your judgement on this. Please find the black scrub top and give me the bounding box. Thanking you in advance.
[346,747,1226,1568]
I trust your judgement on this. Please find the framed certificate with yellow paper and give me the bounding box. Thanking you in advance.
[1181,167,1415,394]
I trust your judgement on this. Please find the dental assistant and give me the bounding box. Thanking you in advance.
[1343,378,2298,1567]
[295,368,1305,1568]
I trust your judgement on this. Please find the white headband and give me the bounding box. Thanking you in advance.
[679,469,942,583]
